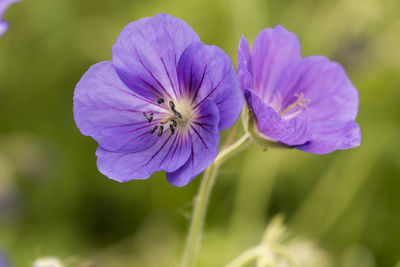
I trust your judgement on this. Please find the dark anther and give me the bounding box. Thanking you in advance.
[173,110,182,119]
[169,124,175,135]
[150,125,158,134]
[168,100,182,119]
[171,119,177,127]
[158,125,164,137]
[143,112,153,123]
[157,98,165,104]
[169,101,175,111]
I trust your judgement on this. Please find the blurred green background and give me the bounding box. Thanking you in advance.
[0,0,399,266]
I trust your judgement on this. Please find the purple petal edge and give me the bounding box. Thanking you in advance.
[96,129,192,183]
[250,25,302,102]
[177,42,243,131]
[245,89,312,146]
[296,120,361,154]
[0,0,20,36]
[238,35,252,91]
[73,61,164,153]
[112,13,200,101]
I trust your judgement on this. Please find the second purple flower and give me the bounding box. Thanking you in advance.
[239,25,361,154]
[73,14,243,186]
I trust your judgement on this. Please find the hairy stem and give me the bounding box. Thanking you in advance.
[180,133,251,267]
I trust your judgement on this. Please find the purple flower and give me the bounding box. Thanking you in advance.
[0,0,20,36]
[73,14,243,186]
[238,25,361,154]
[0,250,9,267]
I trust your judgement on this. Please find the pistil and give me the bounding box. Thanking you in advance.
[161,116,179,125]
[279,92,310,116]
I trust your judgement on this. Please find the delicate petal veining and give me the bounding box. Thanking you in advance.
[251,25,301,102]
[74,14,243,186]
[0,0,20,36]
[166,100,220,187]
[112,13,200,101]
[73,61,164,153]
[240,25,361,154]
[276,56,359,123]
[177,42,242,131]
[297,121,361,154]
[96,129,192,182]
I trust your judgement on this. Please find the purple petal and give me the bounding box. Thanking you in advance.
[0,0,20,16]
[276,56,359,123]
[0,251,9,267]
[245,89,312,146]
[0,20,8,36]
[166,100,220,187]
[251,25,301,102]
[96,130,192,182]
[112,13,200,101]
[238,35,253,91]
[0,0,20,36]
[297,121,361,154]
[176,42,243,131]
[73,61,166,153]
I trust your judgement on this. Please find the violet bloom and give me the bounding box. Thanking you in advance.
[238,25,361,154]
[0,0,20,36]
[73,14,242,186]
[0,251,8,267]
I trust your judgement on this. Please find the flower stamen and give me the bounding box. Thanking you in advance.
[148,99,183,136]
[169,100,175,110]
[143,112,154,123]
[158,125,164,136]
[169,100,183,119]
[279,92,310,116]
[173,110,183,119]
[150,125,158,134]
[170,124,175,135]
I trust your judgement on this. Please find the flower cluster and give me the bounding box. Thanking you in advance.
[74,14,361,186]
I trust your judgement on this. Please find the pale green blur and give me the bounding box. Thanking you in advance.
[0,0,399,266]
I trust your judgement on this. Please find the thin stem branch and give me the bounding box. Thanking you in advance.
[216,133,250,165]
[222,123,238,151]
[180,133,251,267]
[225,246,268,267]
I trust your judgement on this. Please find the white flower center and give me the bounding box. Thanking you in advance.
[144,97,195,137]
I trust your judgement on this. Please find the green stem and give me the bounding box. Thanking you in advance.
[180,133,251,267]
